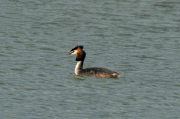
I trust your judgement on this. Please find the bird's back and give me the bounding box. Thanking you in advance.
[79,67,120,78]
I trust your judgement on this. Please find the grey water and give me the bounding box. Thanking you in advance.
[0,0,180,118]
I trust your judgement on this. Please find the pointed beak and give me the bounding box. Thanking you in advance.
[64,52,71,55]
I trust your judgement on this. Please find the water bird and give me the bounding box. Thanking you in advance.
[65,45,120,78]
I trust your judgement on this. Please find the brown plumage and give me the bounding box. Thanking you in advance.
[67,45,120,78]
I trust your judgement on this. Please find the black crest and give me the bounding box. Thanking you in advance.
[70,45,84,51]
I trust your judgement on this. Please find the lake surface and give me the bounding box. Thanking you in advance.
[0,0,180,118]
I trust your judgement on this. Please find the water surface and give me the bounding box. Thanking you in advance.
[0,0,180,118]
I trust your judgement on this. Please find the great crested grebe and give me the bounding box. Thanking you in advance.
[65,45,120,78]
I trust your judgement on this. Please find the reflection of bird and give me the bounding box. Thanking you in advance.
[65,45,120,78]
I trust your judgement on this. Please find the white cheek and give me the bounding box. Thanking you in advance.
[71,50,77,55]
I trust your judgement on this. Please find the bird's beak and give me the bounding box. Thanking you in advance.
[64,52,71,55]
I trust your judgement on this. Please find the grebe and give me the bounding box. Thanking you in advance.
[65,45,120,78]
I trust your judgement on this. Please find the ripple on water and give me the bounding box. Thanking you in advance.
[1,0,180,118]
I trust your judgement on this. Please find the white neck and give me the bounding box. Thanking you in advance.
[75,61,83,75]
